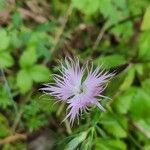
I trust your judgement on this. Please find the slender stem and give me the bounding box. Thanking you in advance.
[92,25,106,50]
[11,91,32,133]
[92,13,142,51]
[0,133,27,145]
[11,110,24,133]
[56,103,65,117]
[108,13,142,31]
[0,68,18,114]
[64,119,72,134]
[133,122,150,139]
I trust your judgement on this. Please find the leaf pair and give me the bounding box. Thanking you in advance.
[17,47,50,93]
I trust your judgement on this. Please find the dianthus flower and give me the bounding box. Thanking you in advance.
[41,58,114,124]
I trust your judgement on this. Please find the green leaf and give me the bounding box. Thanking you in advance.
[130,88,150,120]
[112,0,127,10]
[0,97,12,109]
[96,139,127,150]
[134,64,144,75]
[142,79,150,96]
[66,132,88,150]
[10,30,22,48]
[0,86,12,109]
[0,0,6,10]
[37,95,57,113]
[99,0,119,26]
[17,69,32,93]
[0,113,10,138]
[128,0,149,16]
[141,6,150,31]
[12,12,22,28]
[37,43,51,60]
[19,47,37,68]
[119,67,135,91]
[72,0,100,15]
[80,135,93,150]
[138,31,150,61]
[113,87,135,114]
[0,28,10,51]
[111,21,133,39]
[136,119,150,134]
[0,52,14,68]
[23,101,41,116]
[97,54,126,69]
[100,113,128,138]
[23,101,47,132]
[25,115,47,132]
[30,65,50,82]
[144,145,150,150]
[99,0,128,27]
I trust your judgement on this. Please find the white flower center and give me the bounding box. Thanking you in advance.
[73,85,84,95]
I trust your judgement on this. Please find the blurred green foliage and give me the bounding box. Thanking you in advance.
[0,0,150,149]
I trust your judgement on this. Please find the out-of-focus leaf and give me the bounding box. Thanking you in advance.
[136,119,150,134]
[37,95,57,113]
[30,65,50,82]
[23,101,47,132]
[97,54,126,69]
[0,86,12,109]
[96,138,127,150]
[112,0,127,10]
[0,52,14,68]
[141,6,150,31]
[119,67,135,91]
[25,114,47,132]
[111,21,133,39]
[12,12,22,28]
[72,0,100,15]
[37,43,51,60]
[0,28,10,51]
[20,31,32,45]
[19,47,37,68]
[35,22,56,32]
[99,0,129,27]
[129,88,150,120]
[113,87,135,114]
[99,0,119,26]
[23,101,40,116]
[0,97,11,109]
[10,30,22,48]
[100,113,128,138]
[17,69,32,93]
[0,0,6,10]
[128,0,149,15]
[144,145,150,150]
[0,113,10,138]
[28,32,49,46]
[142,79,150,96]
[134,64,144,75]
[2,142,27,150]
[66,132,88,150]
[138,31,150,61]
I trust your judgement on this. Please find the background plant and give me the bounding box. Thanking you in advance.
[0,0,150,149]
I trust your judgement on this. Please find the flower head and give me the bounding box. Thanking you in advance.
[41,58,114,124]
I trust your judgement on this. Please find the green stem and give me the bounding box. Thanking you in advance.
[0,68,18,114]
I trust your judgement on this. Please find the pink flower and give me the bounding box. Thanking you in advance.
[41,58,114,124]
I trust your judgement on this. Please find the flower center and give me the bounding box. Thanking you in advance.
[74,85,84,95]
